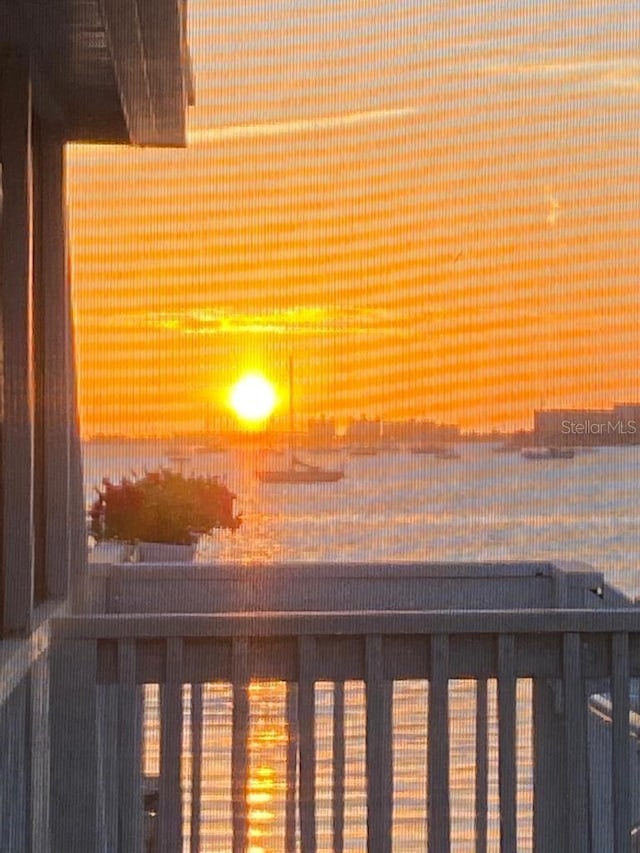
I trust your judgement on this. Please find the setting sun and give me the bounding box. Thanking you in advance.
[229,374,277,424]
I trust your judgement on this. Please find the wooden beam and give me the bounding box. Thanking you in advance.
[135,0,188,145]
[97,0,159,144]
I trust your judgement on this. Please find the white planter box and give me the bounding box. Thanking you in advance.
[136,542,196,563]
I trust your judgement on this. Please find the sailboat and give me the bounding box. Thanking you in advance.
[256,357,344,484]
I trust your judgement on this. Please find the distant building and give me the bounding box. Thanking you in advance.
[382,419,460,446]
[534,404,640,446]
[345,416,381,446]
[307,415,337,448]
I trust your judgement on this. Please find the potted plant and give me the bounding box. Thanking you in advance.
[89,469,241,562]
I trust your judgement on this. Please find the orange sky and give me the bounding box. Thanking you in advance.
[67,1,640,436]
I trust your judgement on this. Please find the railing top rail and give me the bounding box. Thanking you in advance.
[53,608,640,640]
[86,560,580,580]
[90,559,562,580]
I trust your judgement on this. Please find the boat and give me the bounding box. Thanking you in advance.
[164,448,191,473]
[434,448,461,459]
[348,446,378,457]
[165,451,190,464]
[192,440,228,454]
[410,443,442,455]
[521,446,574,460]
[492,442,521,453]
[257,455,344,483]
[256,357,344,484]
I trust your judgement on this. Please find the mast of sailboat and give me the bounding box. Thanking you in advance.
[289,354,294,442]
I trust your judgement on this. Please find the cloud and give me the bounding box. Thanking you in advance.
[544,185,561,227]
[481,56,640,91]
[143,306,399,337]
[187,107,418,145]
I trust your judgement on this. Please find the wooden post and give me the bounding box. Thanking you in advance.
[1,52,36,634]
[428,634,450,852]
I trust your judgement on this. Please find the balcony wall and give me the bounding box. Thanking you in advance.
[86,559,629,616]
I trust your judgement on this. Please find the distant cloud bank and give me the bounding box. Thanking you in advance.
[142,306,399,337]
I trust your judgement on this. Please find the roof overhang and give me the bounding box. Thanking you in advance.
[2,0,194,146]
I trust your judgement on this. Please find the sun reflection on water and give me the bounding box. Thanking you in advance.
[246,681,289,853]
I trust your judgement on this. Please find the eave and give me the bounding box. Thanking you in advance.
[3,0,193,146]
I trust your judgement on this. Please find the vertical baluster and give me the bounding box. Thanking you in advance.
[298,636,317,853]
[231,639,250,853]
[366,636,392,853]
[159,638,184,853]
[285,680,298,853]
[118,639,143,851]
[475,678,488,853]
[563,633,591,853]
[333,681,345,853]
[533,678,568,851]
[428,634,450,853]
[611,633,631,853]
[190,683,203,853]
[498,635,517,853]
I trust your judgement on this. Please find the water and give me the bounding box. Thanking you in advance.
[84,440,639,850]
[84,440,640,597]
[140,680,532,851]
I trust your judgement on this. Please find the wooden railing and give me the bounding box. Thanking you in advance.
[49,609,640,852]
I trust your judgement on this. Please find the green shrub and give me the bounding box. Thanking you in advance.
[89,470,241,545]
